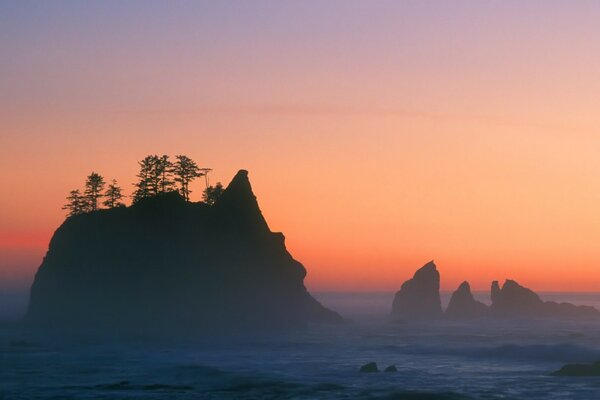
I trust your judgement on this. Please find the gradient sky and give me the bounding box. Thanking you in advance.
[2,1,600,295]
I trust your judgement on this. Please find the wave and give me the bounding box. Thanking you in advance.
[393,343,600,362]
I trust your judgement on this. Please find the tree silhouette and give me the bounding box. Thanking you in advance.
[84,172,105,211]
[173,155,201,201]
[132,156,154,203]
[103,179,125,208]
[62,189,88,216]
[132,155,175,203]
[202,182,224,205]
[156,154,175,193]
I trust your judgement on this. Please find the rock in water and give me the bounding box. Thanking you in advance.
[392,261,442,320]
[446,281,488,319]
[490,279,544,317]
[359,362,379,373]
[553,361,600,376]
[384,365,398,372]
[26,170,342,333]
[490,279,600,319]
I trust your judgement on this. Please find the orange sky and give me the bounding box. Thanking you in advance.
[2,2,600,293]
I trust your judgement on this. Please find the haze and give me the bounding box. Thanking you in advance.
[2,1,600,295]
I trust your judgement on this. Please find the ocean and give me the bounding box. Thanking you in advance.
[3,292,600,399]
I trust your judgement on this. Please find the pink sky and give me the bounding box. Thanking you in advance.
[2,1,600,293]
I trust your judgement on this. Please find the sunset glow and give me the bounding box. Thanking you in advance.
[2,1,600,293]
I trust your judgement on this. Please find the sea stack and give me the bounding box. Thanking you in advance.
[392,261,442,320]
[490,279,600,319]
[446,281,488,319]
[26,170,342,333]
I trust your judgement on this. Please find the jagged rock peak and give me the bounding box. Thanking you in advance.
[446,280,488,319]
[414,260,437,277]
[215,169,269,232]
[391,260,442,320]
[219,170,252,200]
[456,281,471,294]
[491,280,501,304]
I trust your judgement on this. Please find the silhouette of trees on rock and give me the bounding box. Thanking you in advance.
[132,154,177,203]
[173,155,202,201]
[62,154,214,214]
[64,173,122,216]
[84,172,105,211]
[62,189,88,216]
[103,179,125,208]
[203,182,224,205]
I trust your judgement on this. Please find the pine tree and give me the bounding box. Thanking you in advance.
[173,155,201,201]
[62,189,88,216]
[84,172,105,211]
[156,154,175,193]
[132,155,175,203]
[103,179,125,208]
[202,182,224,205]
[132,155,157,203]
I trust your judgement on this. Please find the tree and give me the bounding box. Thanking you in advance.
[103,179,125,208]
[202,182,224,205]
[173,155,201,201]
[132,155,154,203]
[156,154,175,193]
[84,172,105,211]
[62,189,88,216]
[132,155,175,203]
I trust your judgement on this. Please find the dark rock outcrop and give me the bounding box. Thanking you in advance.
[26,170,342,333]
[490,280,599,319]
[384,365,398,372]
[392,261,442,320]
[446,281,488,319]
[359,362,379,373]
[552,361,600,376]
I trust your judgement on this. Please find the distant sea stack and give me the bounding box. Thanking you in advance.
[26,170,342,332]
[446,281,488,319]
[490,279,600,319]
[392,261,442,320]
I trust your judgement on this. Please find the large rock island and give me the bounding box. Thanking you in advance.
[26,170,341,332]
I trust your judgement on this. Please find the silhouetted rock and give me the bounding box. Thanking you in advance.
[552,361,600,376]
[392,261,442,320]
[384,365,398,372]
[360,362,379,373]
[490,280,600,319]
[446,281,488,319]
[491,280,501,304]
[26,170,342,333]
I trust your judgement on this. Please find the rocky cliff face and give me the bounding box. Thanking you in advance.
[446,281,488,319]
[26,170,342,333]
[392,261,442,320]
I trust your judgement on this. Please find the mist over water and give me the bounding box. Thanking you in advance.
[4,292,600,399]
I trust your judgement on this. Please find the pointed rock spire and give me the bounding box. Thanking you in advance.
[446,281,488,318]
[214,169,270,232]
[392,260,442,320]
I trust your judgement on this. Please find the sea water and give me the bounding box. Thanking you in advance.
[3,292,600,399]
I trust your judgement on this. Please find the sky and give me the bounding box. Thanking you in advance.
[2,1,600,295]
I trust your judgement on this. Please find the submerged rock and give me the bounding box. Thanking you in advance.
[446,281,488,319]
[392,261,442,320]
[384,365,398,372]
[360,362,379,373]
[26,170,342,333]
[553,361,600,376]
